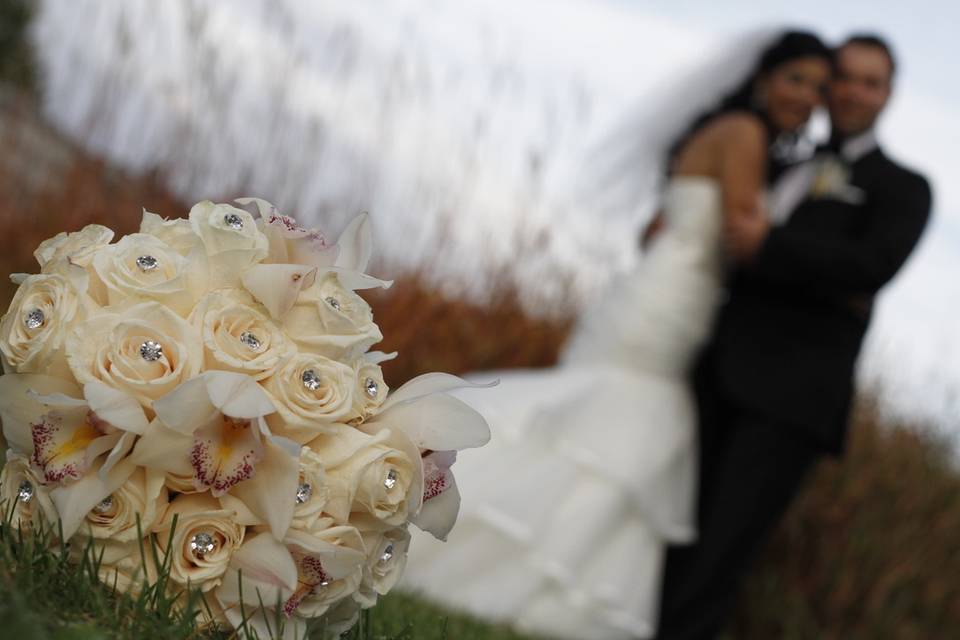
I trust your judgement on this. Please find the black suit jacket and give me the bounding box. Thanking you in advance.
[699,146,932,453]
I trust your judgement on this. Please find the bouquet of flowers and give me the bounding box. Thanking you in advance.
[0,199,490,638]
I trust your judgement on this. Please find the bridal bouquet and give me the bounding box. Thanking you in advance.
[0,199,490,638]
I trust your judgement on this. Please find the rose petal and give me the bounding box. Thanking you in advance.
[51,457,137,540]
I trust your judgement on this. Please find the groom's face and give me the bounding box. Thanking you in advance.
[828,44,893,136]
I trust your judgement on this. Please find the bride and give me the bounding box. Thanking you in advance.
[401,31,833,639]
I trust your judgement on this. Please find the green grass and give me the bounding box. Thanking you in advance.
[0,515,538,640]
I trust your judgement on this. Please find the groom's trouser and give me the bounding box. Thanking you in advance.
[654,390,821,640]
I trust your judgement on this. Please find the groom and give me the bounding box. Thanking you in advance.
[655,34,931,639]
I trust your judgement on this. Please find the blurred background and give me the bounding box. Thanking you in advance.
[2,0,959,637]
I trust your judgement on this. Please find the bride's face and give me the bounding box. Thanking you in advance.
[760,57,832,133]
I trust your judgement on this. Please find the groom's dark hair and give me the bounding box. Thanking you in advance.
[837,34,897,78]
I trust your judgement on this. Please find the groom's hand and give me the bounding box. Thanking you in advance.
[725,211,771,263]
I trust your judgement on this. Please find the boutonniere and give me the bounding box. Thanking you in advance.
[809,157,866,205]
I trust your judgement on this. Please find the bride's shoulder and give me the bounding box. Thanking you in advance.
[699,111,767,144]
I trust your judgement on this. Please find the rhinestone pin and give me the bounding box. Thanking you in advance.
[24,309,44,330]
[223,213,244,230]
[136,255,159,272]
[93,495,113,514]
[190,532,217,558]
[325,297,341,311]
[364,377,379,399]
[240,331,262,351]
[295,482,312,505]
[139,340,163,361]
[384,469,399,490]
[301,369,322,391]
[379,543,395,564]
[17,480,34,503]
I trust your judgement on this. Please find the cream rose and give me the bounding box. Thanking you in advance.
[154,493,245,592]
[90,233,206,315]
[0,273,85,376]
[312,428,417,527]
[139,210,204,256]
[356,525,410,604]
[283,272,382,361]
[189,289,295,380]
[79,467,168,543]
[188,201,268,287]
[290,445,330,531]
[0,451,57,531]
[35,224,114,271]
[65,301,203,408]
[263,352,357,443]
[350,360,388,422]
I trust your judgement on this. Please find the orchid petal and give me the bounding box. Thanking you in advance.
[364,351,398,364]
[153,376,218,435]
[129,419,193,475]
[0,374,81,454]
[334,213,372,273]
[380,372,497,411]
[216,531,297,608]
[229,436,300,540]
[100,431,138,477]
[411,473,461,541]
[377,393,491,451]
[203,371,276,419]
[322,266,392,292]
[241,264,317,319]
[191,414,265,497]
[31,407,104,484]
[84,381,149,434]
[51,457,136,540]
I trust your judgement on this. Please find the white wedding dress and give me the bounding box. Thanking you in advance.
[401,177,726,639]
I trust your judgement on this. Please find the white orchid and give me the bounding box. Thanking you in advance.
[359,373,493,540]
[0,373,149,538]
[130,370,300,539]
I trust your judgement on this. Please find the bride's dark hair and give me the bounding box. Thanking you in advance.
[667,30,832,181]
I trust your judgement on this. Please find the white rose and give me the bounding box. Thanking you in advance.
[139,210,204,256]
[0,273,85,376]
[188,201,268,287]
[35,224,114,271]
[65,301,203,408]
[189,289,295,380]
[350,360,388,422]
[290,445,330,531]
[283,272,382,361]
[154,493,245,593]
[78,466,168,543]
[310,428,417,527]
[356,525,410,605]
[263,352,357,443]
[90,233,206,315]
[0,451,57,531]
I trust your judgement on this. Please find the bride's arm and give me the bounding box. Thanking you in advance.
[715,114,770,261]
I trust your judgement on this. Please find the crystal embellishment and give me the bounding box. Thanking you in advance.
[364,377,379,399]
[140,340,163,361]
[384,469,399,490]
[301,369,321,391]
[379,543,395,564]
[325,297,341,311]
[223,213,244,230]
[93,495,113,514]
[136,255,159,271]
[24,309,44,330]
[17,480,34,503]
[295,482,312,505]
[190,532,217,558]
[240,331,261,351]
